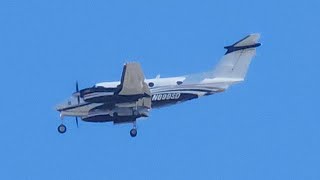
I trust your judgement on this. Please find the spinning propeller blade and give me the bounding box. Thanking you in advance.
[76,117,79,128]
[75,81,80,128]
[76,81,80,104]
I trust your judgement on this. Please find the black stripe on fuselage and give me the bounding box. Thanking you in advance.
[59,88,217,112]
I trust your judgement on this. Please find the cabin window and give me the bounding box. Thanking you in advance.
[177,81,183,85]
[148,82,154,87]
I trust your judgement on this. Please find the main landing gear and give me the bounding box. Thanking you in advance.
[130,121,138,137]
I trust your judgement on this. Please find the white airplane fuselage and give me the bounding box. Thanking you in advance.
[57,76,240,122]
[55,33,260,137]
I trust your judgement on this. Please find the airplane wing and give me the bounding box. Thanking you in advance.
[78,62,151,108]
[118,62,151,97]
[82,63,152,122]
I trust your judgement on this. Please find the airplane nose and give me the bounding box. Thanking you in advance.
[56,101,69,111]
[56,104,64,111]
[56,97,77,111]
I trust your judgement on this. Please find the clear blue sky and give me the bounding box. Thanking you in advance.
[0,0,319,179]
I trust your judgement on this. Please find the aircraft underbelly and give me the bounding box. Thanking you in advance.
[79,92,200,122]
[62,87,219,122]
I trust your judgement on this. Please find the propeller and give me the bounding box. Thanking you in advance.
[76,81,80,104]
[76,117,79,128]
[75,81,80,128]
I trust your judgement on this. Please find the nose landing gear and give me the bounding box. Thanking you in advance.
[130,128,137,137]
[58,124,67,134]
[58,113,67,134]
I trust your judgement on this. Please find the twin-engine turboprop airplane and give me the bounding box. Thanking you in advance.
[56,33,261,137]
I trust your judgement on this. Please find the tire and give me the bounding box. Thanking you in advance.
[130,128,137,137]
[58,124,67,134]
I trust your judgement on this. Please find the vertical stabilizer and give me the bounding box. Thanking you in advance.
[212,34,261,80]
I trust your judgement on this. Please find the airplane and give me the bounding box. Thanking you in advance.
[56,33,261,137]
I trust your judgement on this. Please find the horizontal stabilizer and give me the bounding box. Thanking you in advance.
[224,34,261,55]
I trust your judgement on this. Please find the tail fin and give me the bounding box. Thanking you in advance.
[212,33,261,80]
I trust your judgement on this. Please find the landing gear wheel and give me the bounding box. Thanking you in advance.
[58,124,67,134]
[130,128,137,137]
